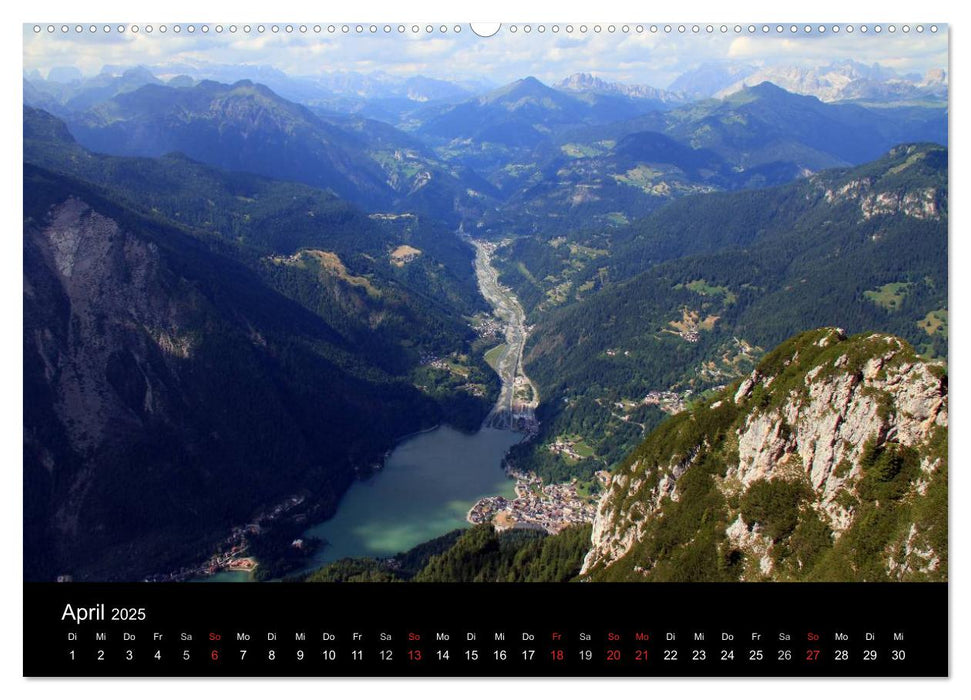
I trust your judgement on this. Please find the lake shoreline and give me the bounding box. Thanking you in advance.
[188,234,535,583]
[295,425,524,574]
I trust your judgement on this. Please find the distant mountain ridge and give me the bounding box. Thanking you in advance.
[25,68,946,236]
[673,59,947,104]
[64,79,397,210]
[25,65,487,125]
[32,58,944,107]
[417,75,668,151]
[556,72,686,104]
[472,80,945,237]
[566,81,948,171]
[41,79,496,223]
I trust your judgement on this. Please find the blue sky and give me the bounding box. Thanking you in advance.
[23,23,949,90]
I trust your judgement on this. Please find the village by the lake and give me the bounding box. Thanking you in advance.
[467,468,609,534]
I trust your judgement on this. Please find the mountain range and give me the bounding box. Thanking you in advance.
[24,69,946,235]
[30,57,944,112]
[472,81,946,238]
[65,80,399,210]
[416,76,657,151]
[713,62,948,104]
[556,72,686,104]
[670,59,947,104]
[22,59,948,582]
[23,107,502,580]
[495,142,947,484]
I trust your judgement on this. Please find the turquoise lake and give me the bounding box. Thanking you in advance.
[299,425,521,569]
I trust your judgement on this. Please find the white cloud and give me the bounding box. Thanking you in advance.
[22,24,948,90]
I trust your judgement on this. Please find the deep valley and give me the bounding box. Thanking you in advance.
[23,40,948,584]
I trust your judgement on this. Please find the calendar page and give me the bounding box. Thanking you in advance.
[22,20,948,677]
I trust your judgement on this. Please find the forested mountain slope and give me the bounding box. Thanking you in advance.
[24,165,448,581]
[502,144,947,484]
[583,329,947,582]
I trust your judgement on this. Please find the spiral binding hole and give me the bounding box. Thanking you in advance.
[28,23,938,37]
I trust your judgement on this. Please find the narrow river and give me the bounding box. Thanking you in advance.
[290,238,535,572]
[470,239,539,430]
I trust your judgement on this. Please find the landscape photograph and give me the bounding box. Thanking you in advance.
[22,23,948,585]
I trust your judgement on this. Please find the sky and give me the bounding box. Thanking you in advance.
[22,23,949,90]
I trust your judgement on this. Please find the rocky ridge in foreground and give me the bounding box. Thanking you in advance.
[582,328,947,582]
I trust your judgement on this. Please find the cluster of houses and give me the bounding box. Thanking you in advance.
[467,470,597,535]
[423,355,453,372]
[547,438,587,461]
[641,390,692,415]
[145,493,308,582]
[472,316,504,340]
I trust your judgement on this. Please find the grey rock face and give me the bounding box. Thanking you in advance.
[582,328,947,579]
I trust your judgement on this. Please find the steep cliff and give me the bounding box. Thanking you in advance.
[582,328,947,582]
[23,165,440,580]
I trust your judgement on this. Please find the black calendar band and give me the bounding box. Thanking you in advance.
[24,581,947,677]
